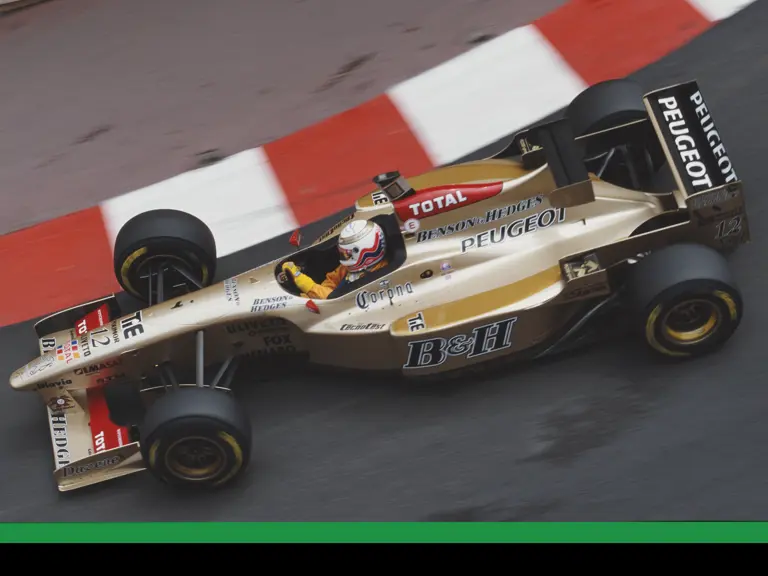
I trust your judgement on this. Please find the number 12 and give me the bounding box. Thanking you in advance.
[716,216,742,239]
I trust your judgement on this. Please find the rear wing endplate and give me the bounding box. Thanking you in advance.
[643,80,740,205]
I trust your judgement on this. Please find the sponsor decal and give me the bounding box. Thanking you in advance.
[247,332,297,357]
[689,186,739,211]
[340,322,386,331]
[263,334,293,348]
[356,281,414,310]
[49,413,70,467]
[407,312,426,332]
[93,431,107,453]
[61,454,124,478]
[40,337,56,352]
[417,216,483,242]
[75,304,110,336]
[372,191,390,205]
[440,262,453,276]
[316,213,355,243]
[87,385,129,455]
[402,218,419,233]
[111,320,121,345]
[224,278,241,306]
[252,295,292,312]
[403,316,518,369]
[47,396,75,412]
[460,207,566,253]
[56,340,80,364]
[393,182,503,220]
[120,311,144,340]
[690,90,737,184]
[563,284,608,300]
[78,332,91,357]
[227,318,288,337]
[484,195,544,224]
[415,194,543,243]
[655,88,737,195]
[73,359,122,375]
[96,373,126,385]
[28,353,55,376]
[36,378,72,390]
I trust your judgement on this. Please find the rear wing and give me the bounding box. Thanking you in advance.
[643,80,740,204]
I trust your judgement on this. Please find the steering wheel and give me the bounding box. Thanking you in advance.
[277,262,301,286]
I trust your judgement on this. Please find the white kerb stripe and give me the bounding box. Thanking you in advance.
[99,148,298,258]
[686,0,757,21]
[387,24,587,166]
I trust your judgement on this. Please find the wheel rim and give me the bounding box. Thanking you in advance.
[165,436,227,481]
[661,298,721,345]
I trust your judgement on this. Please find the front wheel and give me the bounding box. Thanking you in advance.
[113,209,217,304]
[625,243,743,358]
[139,387,252,488]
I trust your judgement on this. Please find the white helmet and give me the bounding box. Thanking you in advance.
[337,219,386,273]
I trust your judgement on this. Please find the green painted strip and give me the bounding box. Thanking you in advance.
[0,522,766,543]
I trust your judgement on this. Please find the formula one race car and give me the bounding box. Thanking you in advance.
[9,78,748,493]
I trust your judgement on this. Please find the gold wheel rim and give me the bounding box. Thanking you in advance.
[165,436,227,481]
[662,299,721,345]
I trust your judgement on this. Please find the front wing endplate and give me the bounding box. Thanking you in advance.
[53,441,145,492]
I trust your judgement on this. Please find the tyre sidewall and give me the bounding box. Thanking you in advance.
[143,415,249,488]
[116,237,215,301]
[638,279,742,358]
[112,209,217,302]
[566,78,647,136]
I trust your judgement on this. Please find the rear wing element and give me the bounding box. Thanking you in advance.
[511,119,595,208]
[643,80,739,200]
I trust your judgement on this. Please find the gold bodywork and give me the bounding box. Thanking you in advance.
[9,81,749,490]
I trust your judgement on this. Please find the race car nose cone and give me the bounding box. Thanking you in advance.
[9,369,26,390]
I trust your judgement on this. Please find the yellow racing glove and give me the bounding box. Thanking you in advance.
[282,261,315,294]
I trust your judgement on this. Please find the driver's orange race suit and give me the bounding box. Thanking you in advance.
[282,260,388,299]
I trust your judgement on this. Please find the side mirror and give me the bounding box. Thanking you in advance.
[289,229,302,248]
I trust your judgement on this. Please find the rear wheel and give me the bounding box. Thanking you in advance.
[625,243,743,358]
[113,209,216,305]
[139,386,252,488]
[566,78,657,189]
[566,78,647,136]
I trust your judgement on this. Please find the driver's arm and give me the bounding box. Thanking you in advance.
[282,262,345,299]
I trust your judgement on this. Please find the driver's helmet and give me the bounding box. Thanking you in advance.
[337,219,386,273]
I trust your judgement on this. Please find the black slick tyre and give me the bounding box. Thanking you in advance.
[566,78,647,136]
[113,209,216,303]
[625,243,743,358]
[139,387,252,488]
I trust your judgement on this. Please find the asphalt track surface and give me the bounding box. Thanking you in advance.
[1,3,767,521]
[0,0,565,235]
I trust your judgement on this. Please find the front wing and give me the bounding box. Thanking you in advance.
[42,386,145,491]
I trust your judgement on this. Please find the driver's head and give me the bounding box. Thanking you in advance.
[337,219,386,272]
